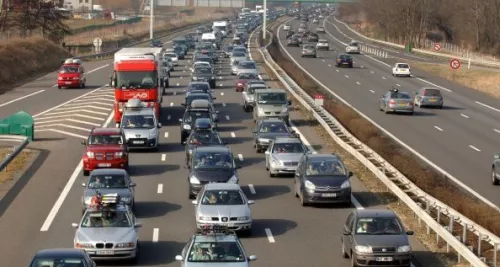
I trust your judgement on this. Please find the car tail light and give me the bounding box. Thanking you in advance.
[337,59,341,62]
[86,151,95,158]
[389,100,395,105]
[237,83,243,87]
[58,77,63,80]
[115,152,124,158]
[409,102,414,106]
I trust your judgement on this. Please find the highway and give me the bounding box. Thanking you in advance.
[0,22,442,266]
[275,16,500,208]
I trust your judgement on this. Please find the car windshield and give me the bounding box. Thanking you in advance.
[355,217,404,235]
[350,42,359,47]
[116,71,158,89]
[259,123,288,133]
[122,115,155,129]
[248,85,266,93]
[389,92,411,99]
[60,66,79,73]
[193,151,233,169]
[31,258,85,267]
[189,83,210,91]
[340,55,352,60]
[232,52,246,57]
[174,47,183,52]
[257,92,287,104]
[306,159,346,176]
[197,58,213,65]
[201,189,244,205]
[196,68,212,74]
[81,210,131,228]
[397,64,409,69]
[423,89,442,97]
[187,241,245,262]
[190,132,221,145]
[272,143,305,153]
[187,95,210,105]
[88,134,123,145]
[185,111,210,123]
[174,39,186,45]
[88,174,128,189]
[166,53,177,58]
[238,73,258,80]
[239,62,256,69]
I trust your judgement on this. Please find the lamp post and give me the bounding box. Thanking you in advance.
[150,0,154,39]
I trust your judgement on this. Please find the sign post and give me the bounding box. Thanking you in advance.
[450,58,461,81]
[434,43,441,51]
[314,94,324,107]
[93,38,102,53]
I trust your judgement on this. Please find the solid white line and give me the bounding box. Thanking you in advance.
[36,123,90,132]
[476,101,500,113]
[434,126,444,131]
[369,90,375,93]
[86,64,110,74]
[356,81,361,85]
[36,129,88,139]
[225,115,230,120]
[231,132,236,138]
[161,154,166,161]
[64,101,113,107]
[157,184,163,194]
[265,228,275,243]
[494,129,500,134]
[73,97,114,103]
[238,154,243,161]
[152,228,159,242]
[55,105,110,111]
[35,114,105,121]
[415,78,453,92]
[36,118,101,127]
[165,132,169,138]
[0,89,45,108]
[43,109,108,116]
[469,145,481,152]
[460,113,469,119]
[248,184,256,194]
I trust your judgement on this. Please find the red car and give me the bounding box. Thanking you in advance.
[57,59,86,89]
[82,128,129,176]
[236,73,259,92]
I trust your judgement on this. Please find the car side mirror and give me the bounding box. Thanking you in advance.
[248,255,257,261]
[192,200,198,205]
[247,200,255,205]
[130,183,136,187]
[81,140,86,145]
[342,229,351,235]
[264,150,270,154]
[406,230,414,235]
[175,255,184,261]
[179,118,183,123]
[81,183,86,187]
[348,171,353,177]
[71,223,79,228]
[157,123,162,128]
[134,222,142,228]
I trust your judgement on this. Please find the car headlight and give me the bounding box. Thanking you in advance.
[355,245,372,253]
[183,124,191,130]
[149,129,157,139]
[75,242,93,248]
[121,197,131,203]
[281,107,288,113]
[189,149,193,154]
[227,175,238,184]
[192,77,198,80]
[84,196,92,205]
[199,216,211,221]
[211,76,215,80]
[305,180,315,190]
[116,242,135,248]
[397,245,411,253]
[237,216,249,221]
[189,176,200,184]
[86,151,95,158]
[271,159,283,166]
[258,138,270,143]
[340,180,351,189]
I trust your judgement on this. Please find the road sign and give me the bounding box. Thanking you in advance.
[450,59,461,70]
[434,43,441,51]
[93,38,102,48]
[314,94,324,106]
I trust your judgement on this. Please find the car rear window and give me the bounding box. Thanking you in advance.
[390,93,411,99]
[423,89,441,97]
[397,64,410,69]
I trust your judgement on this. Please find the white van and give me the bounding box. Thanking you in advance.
[201,33,217,49]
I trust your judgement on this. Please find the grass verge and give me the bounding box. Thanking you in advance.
[0,147,33,185]
[65,19,115,30]
[265,28,500,263]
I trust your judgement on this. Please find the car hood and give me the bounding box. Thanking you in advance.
[272,153,303,162]
[198,204,250,218]
[307,175,349,187]
[123,128,155,139]
[86,144,125,153]
[237,69,258,75]
[354,234,409,248]
[256,104,287,112]
[84,188,133,199]
[191,169,235,182]
[257,132,294,140]
[75,227,137,243]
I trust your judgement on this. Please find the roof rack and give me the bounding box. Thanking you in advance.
[196,224,235,236]
[124,99,145,110]
[89,192,123,210]
[64,58,82,65]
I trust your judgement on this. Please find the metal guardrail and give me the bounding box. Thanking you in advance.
[332,17,500,68]
[0,135,29,172]
[256,20,497,267]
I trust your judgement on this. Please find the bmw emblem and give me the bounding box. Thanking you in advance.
[222,217,228,222]
[382,248,387,252]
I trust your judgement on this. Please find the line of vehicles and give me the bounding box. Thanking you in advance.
[32,6,414,267]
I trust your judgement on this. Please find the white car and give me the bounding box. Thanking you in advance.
[392,63,411,77]
[316,39,329,50]
[191,61,211,73]
[283,24,291,31]
[346,41,360,54]
[164,52,178,66]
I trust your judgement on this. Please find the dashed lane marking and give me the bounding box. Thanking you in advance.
[434,126,443,131]
[460,113,469,119]
[225,115,230,120]
[248,184,256,194]
[152,228,159,242]
[231,132,236,138]
[238,154,244,161]
[157,184,163,194]
[0,89,45,108]
[165,132,169,138]
[265,228,275,243]
[469,145,481,152]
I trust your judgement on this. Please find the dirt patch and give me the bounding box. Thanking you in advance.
[409,60,500,99]
[0,147,33,185]
[65,19,115,30]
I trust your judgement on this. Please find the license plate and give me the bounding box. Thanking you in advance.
[429,98,437,102]
[376,257,393,262]
[133,140,144,144]
[96,250,115,255]
[398,103,407,107]
[98,163,111,167]
[65,81,72,84]
[322,193,336,197]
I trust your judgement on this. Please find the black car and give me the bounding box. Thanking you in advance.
[29,248,96,267]
[186,82,212,95]
[294,153,353,206]
[287,37,300,47]
[192,66,216,88]
[184,125,224,164]
[336,54,354,68]
[179,108,214,144]
[174,46,186,59]
[253,118,298,153]
[182,92,216,108]
[286,30,295,39]
[187,146,241,199]
[151,40,162,47]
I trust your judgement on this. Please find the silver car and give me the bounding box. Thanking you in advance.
[346,41,360,54]
[230,51,248,65]
[265,137,308,177]
[164,52,179,66]
[379,88,414,115]
[192,183,254,235]
[120,99,162,150]
[236,60,259,76]
[301,44,317,58]
[414,87,443,108]
[71,195,141,261]
[81,169,135,211]
[242,83,267,112]
[231,60,241,75]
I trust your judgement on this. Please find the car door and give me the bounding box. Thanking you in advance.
[343,212,355,251]
[380,92,388,109]
[265,141,274,166]
[392,63,397,73]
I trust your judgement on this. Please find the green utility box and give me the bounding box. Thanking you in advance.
[0,111,34,141]
[404,43,413,53]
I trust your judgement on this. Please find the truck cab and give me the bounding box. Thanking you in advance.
[120,99,162,151]
[58,59,86,89]
[253,89,292,125]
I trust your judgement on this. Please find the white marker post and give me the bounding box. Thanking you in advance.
[93,38,102,53]
[150,0,154,40]
[262,0,267,40]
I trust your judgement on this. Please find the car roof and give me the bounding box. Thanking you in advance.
[34,248,86,258]
[261,118,287,124]
[306,153,339,161]
[91,128,121,135]
[195,145,230,153]
[318,39,328,42]
[356,209,396,218]
[255,88,285,93]
[90,168,128,176]
[123,107,155,116]
[204,183,241,190]
[274,137,302,144]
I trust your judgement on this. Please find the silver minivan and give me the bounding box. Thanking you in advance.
[120,99,162,150]
[253,89,292,125]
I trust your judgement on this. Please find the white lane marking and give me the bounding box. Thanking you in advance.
[222,102,226,107]
[174,91,177,96]
[248,184,256,194]
[415,78,453,92]
[476,101,500,113]
[161,154,166,161]
[225,115,230,120]
[434,126,444,131]
[370,71,374,74]
[221,92,224,96]
[36,129,87,139]
[469,145,481,152]
[170,102,174,106]
[322,60,326,63]
[219,76,222,79]
[360,65,364,68]
[152,228,159,242]
[356,81,361,85]
[238,154,244,161]
[55,105,110,111]
[157,184,163,194]
[460,113,469,119]
[165,132,169,138]
[167,115,171,120]
[35,114,105,121]
[345,75,349,78]
[65,101,113,107]
[0,89,45,108]
[73,97,114,103]
[336,69,339,72]
[180,76,183,79]
[382,76,386,79]
[43,109,108,116]
[369,90,375,93]
[86,64,110,74]
[396,84,401,87]
[35,118,100,126]
[328,64,332,67]
[494,129,500,134]
[176,83,180,86]
[231,132,236,138]
[265,228,275,243]
[40,109,114,232]
[36,123,90,132]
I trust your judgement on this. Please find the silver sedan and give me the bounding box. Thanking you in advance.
[236,60,259,76]
[265,137,308,177]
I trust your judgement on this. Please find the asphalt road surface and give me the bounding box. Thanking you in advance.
[277,16,500,208]
[0,24,441,267]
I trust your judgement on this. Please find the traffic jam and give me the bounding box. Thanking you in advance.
[33,6,415,267]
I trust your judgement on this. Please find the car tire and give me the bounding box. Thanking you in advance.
[351,254,357,267]
[342,241,349,258]
[410,111,415,116]
[82,82,86,88]
[440,104,443,109]
[189,192,195,199]
[83,170,90,176]
[299,191,308,206]
[269,171,275,177]
[492,169,499,185]
[58,85,62,89]
[294,181,299,198]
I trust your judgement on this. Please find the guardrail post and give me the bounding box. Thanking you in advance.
[494,243,498,267]
[447,216,454,253]
[425,201,431,234]
[478,233,482,257]
[463,223,468,245]
[436,207,441,244]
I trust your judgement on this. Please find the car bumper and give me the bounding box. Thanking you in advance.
[58,80,80,87]
[354,253,411,267]
[83,248,137,260]
[197,221,252,231]
[126,138,158,149]
[317,45,329,50]
[302,52,316,56]
[387,105,414,113]
[256,114,289,123]
[303,188,351,204]
[83,159,128,172]
[420,100,443,107]
[269,165,298,174]
[394,71,410,76]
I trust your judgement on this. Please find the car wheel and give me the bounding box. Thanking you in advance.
[410,111,415,116]
[269,171,275,177]
[294,181,299,198]
[299,191,308,206]
[188,192,195,199]
[492,169,499,185]
[351,254,357,267]
[83,170,90,176]
[82,82,86,88]
[342,241,349,258]
[57,85,62,89]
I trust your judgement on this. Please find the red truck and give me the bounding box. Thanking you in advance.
[111,48,164,127]
[57,59,86,89]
